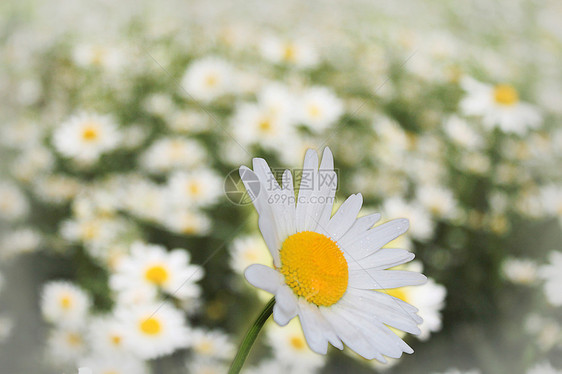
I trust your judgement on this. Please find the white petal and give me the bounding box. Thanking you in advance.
[244,264,282,294]
[346,288,422,322]
[349,269,427,289]
[258,215,281,266]
[295,150,319,232]
[338,213,381,243]
[326,193,363,240]
[272,286,298,326]
[341,218,410,259]
[348,248,415,271]
[297,300,329,354]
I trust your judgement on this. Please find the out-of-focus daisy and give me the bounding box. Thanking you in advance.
[46,327,87,364]
[186,358,228,374]
[442,116,483,150]
[382,197,434,242]
[41,281,91,327]
[11,145,55,183]
[527,362,562,374]
[88,317,129,355]
[162,208,211,236]
[110,241,203,301]
[167,168,223,208]
[140,137,207,173]
[0,182,29,221]
[539,185,562,226]
[385,262,446,341]
[0,315,13,343]
[266,319,326,372]
[459,77,541,135]
[32,175,82,204]
[181,57,234,102]
[230,235,272,275]
[120,178,166,222]
[260,35,319,68]
[79,355,148,374]
[231,102,295,151]
[525,314,562,352]
[297,86,344,131]
[416,185,458,220]
[117,302,190,359]
[502,258,538,285]
[52,112,121,164]
[240,148,426,362]
[72,43,127,71]
[538,251,562,306]
[190,328,235,361]
[0,227,42,260]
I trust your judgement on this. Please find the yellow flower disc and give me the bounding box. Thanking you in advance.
[140,317,162,335]
[279,231,348,307]
[493,84,519,106]
[145,265,169,285]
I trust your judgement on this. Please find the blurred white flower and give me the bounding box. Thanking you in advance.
[266,319,326,373]
[88,316,130,355]
[140,137,207,173]
[46,327,87,364]
[79,355,148,374]
[230,235,272,275]
[382,197,434,241]
[460,77,541,135]
[190,328,234,361]
[110,241,203,301]
[0,182,29,221]
[181,57,234,102]
[260,35,319,68]
[527,361,562,374]
[502,258,538,285]
[167,168,223,208]
[0,227,42,260]
[52,112,121,164]
[297,86,344,130]
[416,185,458,220]
[0,315,13,343]
[186,358,228,374]
[41,281,91,328]
[539,185,562,226]
[162,208,211,236]
[442,115,483,150]
[73,43,127,71]
[117,302,190,359]
[538,251,562,306]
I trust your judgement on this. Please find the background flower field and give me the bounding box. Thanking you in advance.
[0,0,561,373]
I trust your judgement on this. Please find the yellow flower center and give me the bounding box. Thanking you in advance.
[289,336,306,350]
[81,124,100,141]
[279,231,348,307]
[139,317,162,335]
[110,334,122,346]
[188,182,201,196]
[283,44,296,62]
[493,84,519,106]
[196,340,214,355]
[145,265,169,285]
[205,75,218,87]
[258,119,272,132]
[67,333,82,346]
[308,104,321,119]
[60,296,72,309]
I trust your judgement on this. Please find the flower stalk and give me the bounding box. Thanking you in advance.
[228,297,275,374]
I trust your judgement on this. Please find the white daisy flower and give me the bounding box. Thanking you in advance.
[46,327,87,364]
[257,83,297,123]
[162,208,211,236]
[527,362,562,374]
[0,182,29,221]
[539,185,562,226]
[52,112,121,164]
[382,197,435,242]
[88,317,130,355]
[459,77,541,135]
[416,185,458,220]
[117,302,190,359]
[239,148,426,362]
[190,328,235,361]
[32,175,82,204]
[266,319,326,372]
[442,115,483,150]
[186,358,228,374]
[41,281,91,327]
[260,35,319,68]
[0,227,42,260]
[110,241,203,301]
[297,87,344,131]
[79,355,148,374]
[502,258,538,285]
[11,145,55,183]
[230,235,272,275]
[231,102,295,152]
[181,57,234,102]
[538,251,562,306]
[167,168,223,208]
[140,137,207,173]
[385,263,446,341]
[120,178,166,222]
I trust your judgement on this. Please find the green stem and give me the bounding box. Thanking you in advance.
[228,297,275,374]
